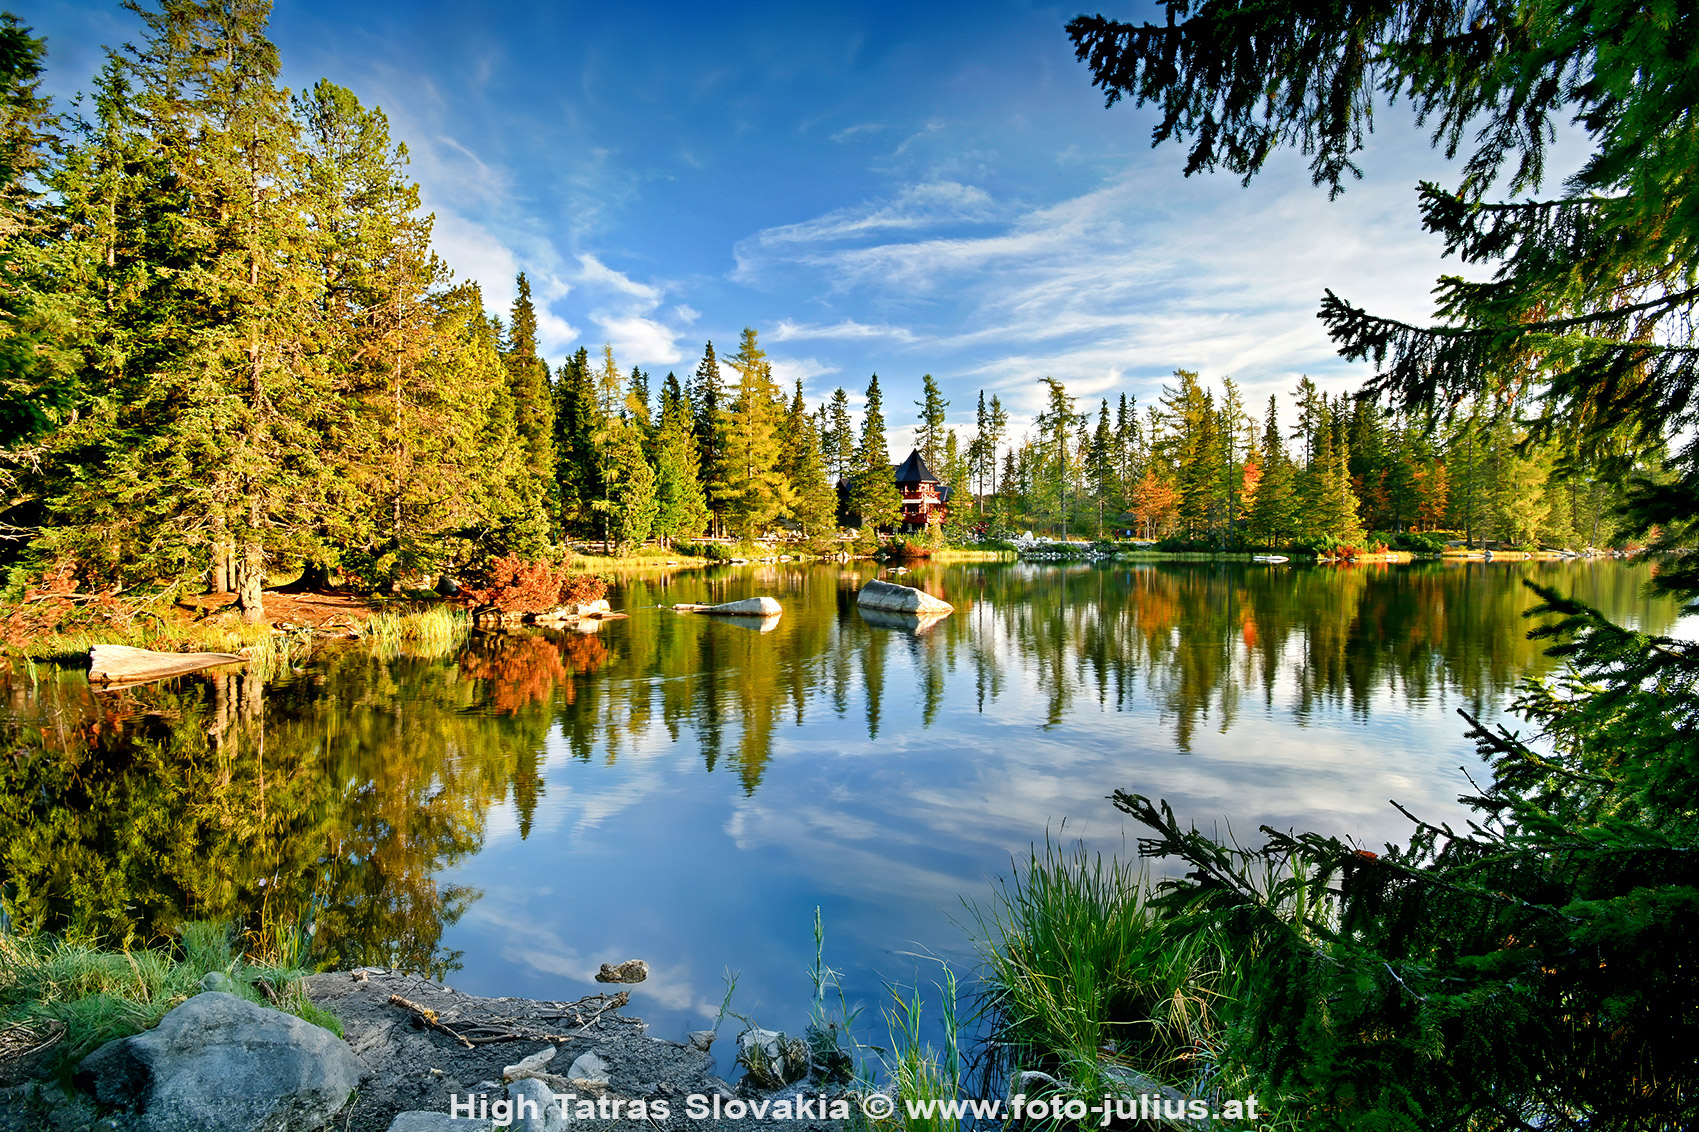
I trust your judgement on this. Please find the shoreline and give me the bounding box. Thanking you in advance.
[0,966,853,1132]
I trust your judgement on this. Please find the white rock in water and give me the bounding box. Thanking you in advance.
[855,578,953,615]
[701,597,783,616]
[503,1044,557,1081]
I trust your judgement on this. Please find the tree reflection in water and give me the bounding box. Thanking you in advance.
[0,559,1680,975]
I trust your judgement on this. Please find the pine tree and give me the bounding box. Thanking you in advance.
[594,419,656,554]
[1036,377,1079,538]
[716,327,788,538]
[822,387,854,484]
[1247,396,1295,544]
[690,341,724,536]
[916,373,948,470]
[650,374,709,546]
[1089,400,1115,537]
[503,273,556,502]
[783,381,837,537]
[553,347,600,537]
[850,374,901,530]
[41,0,324,621]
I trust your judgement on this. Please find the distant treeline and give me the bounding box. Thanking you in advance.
[981,371,1642,550]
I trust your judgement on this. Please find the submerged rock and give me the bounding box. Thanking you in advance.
[855,579,952,616]
[76,990,361,1132]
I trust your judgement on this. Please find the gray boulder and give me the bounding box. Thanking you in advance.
[508,1077,565,1132]
[76,991,361,1132]
[856,578,953,616]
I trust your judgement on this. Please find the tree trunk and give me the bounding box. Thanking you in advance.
[235,541,265,624]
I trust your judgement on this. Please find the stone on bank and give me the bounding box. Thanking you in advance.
[75,991,362,1132]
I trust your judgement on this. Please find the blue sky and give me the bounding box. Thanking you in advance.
[26,0,1533,454]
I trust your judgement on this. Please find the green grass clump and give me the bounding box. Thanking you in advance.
[361,603,469,657]
[971,840,1224,1100]
[0,920,339,1070]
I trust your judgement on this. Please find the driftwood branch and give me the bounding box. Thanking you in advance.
[388,994,475,1048]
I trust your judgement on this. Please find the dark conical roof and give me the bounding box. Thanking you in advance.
[892,448,938,484]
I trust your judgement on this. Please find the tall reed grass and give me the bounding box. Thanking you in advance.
[970,840,1225,1101]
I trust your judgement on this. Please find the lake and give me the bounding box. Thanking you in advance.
[1,558,1684,1068]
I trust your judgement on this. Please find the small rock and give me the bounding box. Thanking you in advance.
[565,1052,609,1084]
[502,1044,557,1082]
[197,971,234,993]
[594,959,649,984]
[687,1030,716,1052]
[508,1077,565,1132]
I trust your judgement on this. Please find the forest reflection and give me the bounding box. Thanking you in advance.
[0,560,1679,974]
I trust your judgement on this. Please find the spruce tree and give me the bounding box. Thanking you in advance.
[783,380,837,537]
[690,341,724,536]
[503,273,556,499]
[650,373,709,545]
[552,347,600,536]
[915,373,948,470]
[850,374,901,530]
[716,327,788,538]
[826,387,855,483]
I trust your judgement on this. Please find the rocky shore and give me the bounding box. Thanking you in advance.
[0,970,854,1132]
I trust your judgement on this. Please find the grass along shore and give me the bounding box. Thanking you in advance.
[0,920,337,1075]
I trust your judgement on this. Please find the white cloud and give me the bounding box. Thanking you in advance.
[593,315,684,367]
[769,355,839,391]
[830,122,887,143]
[576,254,664,304]
[743,180,998,256]
[771,318,917,344]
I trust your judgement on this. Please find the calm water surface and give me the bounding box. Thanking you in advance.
[1,559,1684,1060]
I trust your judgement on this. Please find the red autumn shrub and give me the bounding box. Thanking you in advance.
[459,557,609,614]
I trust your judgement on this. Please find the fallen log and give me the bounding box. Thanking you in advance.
[88,644,247,685]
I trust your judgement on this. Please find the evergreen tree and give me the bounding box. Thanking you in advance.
[1246,397,1295,544]
[690,341,724,536]
[716,327,788,538]
[826,387,856,483]
[1036,377,1079,537]
[850,374,901,530]
[41,0,323,620]
[503,273,556,501]
[1089,400,1115,537]
[915,373,948,470]
[650,374,709,546]
[783,380,837,537]
[553,347,600,537]
[593,419,655,555]
[626,365,651,436]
